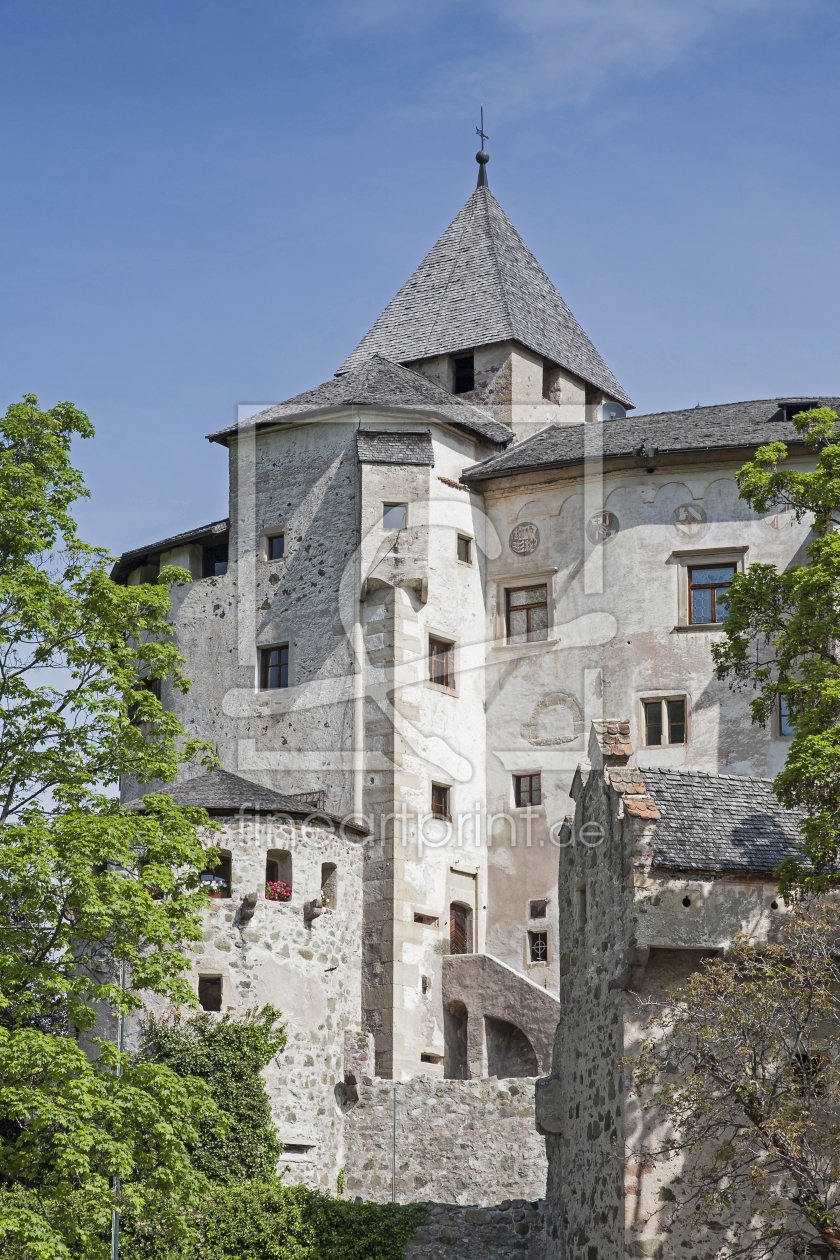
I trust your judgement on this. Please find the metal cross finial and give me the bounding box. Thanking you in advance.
[475,105,490,187]
[476,105,489,148]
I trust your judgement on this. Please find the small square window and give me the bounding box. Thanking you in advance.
[431,783,450,820]
[505,585,548,645]
[457,535,472,564]
[529,899,547,919]
[198,976,222,1012]
[203,543,228,578]
[688,564,735,624]
[454,354,475,394]
[642,697,687,746]
[780,695,796,737]
[260,644,289,690]
[429,637,454,689]
[515,773,542,807]
[268,534,285,560]
[528,931,548,963]
[383,503,407,530]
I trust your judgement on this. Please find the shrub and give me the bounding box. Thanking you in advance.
[122,1180,423,1260]
[137,1006,286,1183]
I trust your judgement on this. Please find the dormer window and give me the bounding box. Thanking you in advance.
[453,354,474,394]
[784,402,816,423]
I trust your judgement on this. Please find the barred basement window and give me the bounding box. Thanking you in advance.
[529,931,548,963]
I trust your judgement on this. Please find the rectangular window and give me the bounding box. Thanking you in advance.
[505,585,548,644]
[528,931,548,963]
[454,354,475,394]
[268,534,285,560]
[577,885,587,930]
[457,535,472,564]
[431,783,450,820]
[780,695,796,737]
[383,503,407,530]
[529,899,547,919]
[198,976,222,1012]
[414,912,439,927]
[260,644,289,690]
[689,564,735,623]
[429,637,454,689]
[514,773,542,807]
[203,543,228,578]
[642,697,687,746]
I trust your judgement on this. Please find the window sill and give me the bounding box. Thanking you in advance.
[673,623,727,633]
[426,680,458,696]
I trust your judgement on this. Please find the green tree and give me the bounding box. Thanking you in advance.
[712,406,840,893]
[0,395,220,1256]
[631,901,840,1258]
[138,1007,287,1183]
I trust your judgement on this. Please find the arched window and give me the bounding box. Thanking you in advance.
[321,862,337,909]
[449,903,472,955]
[265,849,292,900]
[200,849,232,899]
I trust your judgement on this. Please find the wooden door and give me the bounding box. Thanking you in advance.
[450,904,469,955]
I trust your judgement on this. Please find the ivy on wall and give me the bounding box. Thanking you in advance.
[137,1005,287,1183]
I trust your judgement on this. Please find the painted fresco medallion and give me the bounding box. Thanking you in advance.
[669,502,710,541]
[762,504,793,532]
[509,522,540,556]
[586,511,620,545]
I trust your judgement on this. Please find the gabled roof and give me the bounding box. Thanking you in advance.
[206,353,512,448]
[336,187,632,408]
[461,396,840,482]
[644,769,804,874]
[125,768,368,833]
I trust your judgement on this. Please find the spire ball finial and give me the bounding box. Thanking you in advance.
[475,105,489,188]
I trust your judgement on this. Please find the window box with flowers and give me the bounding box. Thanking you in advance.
[265,881,292,902]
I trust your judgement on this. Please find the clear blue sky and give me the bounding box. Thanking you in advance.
[2,0,838,553]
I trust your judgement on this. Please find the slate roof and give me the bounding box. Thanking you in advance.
[125,768,368,833]
[110,518,229,582]
[643,769,805,874]
[206,354,512,448]
[336,187,632,408]
[356,429,434,465]
[461,396,840,482]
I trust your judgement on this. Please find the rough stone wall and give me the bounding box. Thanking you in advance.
[342,1034,547,1207]
[405,1200,546,1259]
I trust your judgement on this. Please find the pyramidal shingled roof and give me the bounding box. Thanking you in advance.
[336,186,633,409]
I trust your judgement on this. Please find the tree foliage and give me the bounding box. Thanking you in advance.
[122,1181,423,1260]
[0,395,220,1255]
[712,406,840,892]
[138,1007,287,1184]
[631,901,840,1257]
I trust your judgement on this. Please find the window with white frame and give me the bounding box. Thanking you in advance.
[642,697,687,746]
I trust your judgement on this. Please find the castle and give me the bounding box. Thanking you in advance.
[116,151,833,1257]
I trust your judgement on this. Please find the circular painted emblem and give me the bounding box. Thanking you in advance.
[586,511,620,545]
[509,522,540,556]
[670,502,709,540]
[763,504,793,532]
